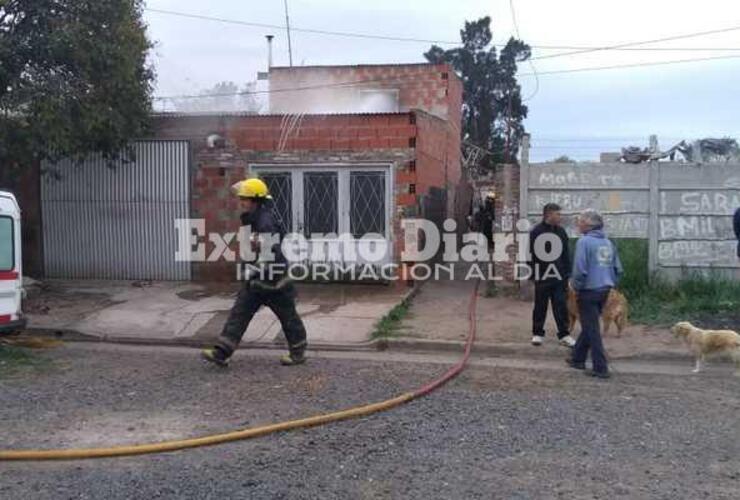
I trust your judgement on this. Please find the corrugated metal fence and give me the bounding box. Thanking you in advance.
[521,158,740,280]
[41,141,191,280]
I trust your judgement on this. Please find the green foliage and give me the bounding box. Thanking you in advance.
[483,280,498,298]
[0,0,154,172]
[549,155,577,164]
[613,239,740,325]
[0,345,45,375]
[424,17,531,168]
[372,302,410,339]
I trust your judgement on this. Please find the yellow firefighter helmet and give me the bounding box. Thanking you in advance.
[231,178,272,199]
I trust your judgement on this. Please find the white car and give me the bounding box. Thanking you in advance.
[0,190,26,334]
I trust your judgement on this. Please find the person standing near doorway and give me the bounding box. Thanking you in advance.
[528,203,576,348]
[474,191,496,248]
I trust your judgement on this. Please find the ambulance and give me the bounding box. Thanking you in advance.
[0,190,26,334]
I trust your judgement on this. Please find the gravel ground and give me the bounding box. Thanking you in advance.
[0,343,739,500]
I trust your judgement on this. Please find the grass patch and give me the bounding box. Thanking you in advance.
[613,239,740,326]
[0,344,47,375]
[371,302,410,339]
[483,281,498,298]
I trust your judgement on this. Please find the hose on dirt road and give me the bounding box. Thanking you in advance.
[0,280,480,461]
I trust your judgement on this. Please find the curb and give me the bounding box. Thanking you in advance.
[25,327,695,363]
[381,337,695,362]
[22,283,692,363]
[24,327,382,353]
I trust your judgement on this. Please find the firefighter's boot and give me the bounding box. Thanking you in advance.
[280,349,306,366]
[202,346,230,367]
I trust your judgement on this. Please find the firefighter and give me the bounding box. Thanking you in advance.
[473,191,496,247]
[202,178,308,367]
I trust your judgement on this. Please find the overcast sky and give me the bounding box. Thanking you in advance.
[144,0,740,161]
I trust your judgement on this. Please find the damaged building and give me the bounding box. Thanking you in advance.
[35,63,465,282]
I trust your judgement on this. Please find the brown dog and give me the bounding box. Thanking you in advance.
[671,321,740,374]
[567,285,629,336]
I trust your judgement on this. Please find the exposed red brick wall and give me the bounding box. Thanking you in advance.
[224,114,417,152]
[269,63,462,121]
[152,108,462,282]
[414,110,462,220]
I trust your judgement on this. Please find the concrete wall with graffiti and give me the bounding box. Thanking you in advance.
[521,161,740,280]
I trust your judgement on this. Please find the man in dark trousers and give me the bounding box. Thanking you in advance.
[734,206,740,258]
[567,209,623,379]
[202,178,308,367]
[528,203,576,348]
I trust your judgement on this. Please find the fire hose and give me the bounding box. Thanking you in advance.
[0,280,480,461]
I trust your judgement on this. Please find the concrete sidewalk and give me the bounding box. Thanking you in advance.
[24,280,411,347]
[397,278,698,362]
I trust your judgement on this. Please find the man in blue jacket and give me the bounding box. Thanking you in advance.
[734,206,740,258]
[567,209,623,379]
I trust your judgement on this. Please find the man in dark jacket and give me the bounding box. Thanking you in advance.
[734,206,740,258]
[202,178,308,367]
[473,192,496,247]
[528,203,575,348]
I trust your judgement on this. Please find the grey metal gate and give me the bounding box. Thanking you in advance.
[41,141,191,280]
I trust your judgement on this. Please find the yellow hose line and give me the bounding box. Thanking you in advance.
[0,393,415,461]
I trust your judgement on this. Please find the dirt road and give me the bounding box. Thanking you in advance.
[1,342,738,499]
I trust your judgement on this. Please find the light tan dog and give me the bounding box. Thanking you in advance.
[671,321,740,375]
[567,285,629,336]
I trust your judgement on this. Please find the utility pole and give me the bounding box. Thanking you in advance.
[284,0,293,67]
[504,92,513,163]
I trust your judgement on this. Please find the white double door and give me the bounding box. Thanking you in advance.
[251,165,393,270]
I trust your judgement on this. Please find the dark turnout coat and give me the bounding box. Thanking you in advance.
[240,200,288,280]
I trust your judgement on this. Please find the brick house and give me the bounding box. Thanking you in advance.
[20,63,464,282]
[153,63,464,282]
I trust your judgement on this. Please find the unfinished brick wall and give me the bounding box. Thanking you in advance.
[268,63,462,121]
[153,114,423,281]
[415,110,463,226]
[493,163,522,283]
[224,114,417,152]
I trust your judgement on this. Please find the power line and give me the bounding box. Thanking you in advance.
[534,46,740,52]
[520,54,740,76]
[534,137,682,142]
[145,8,740,53]
[283,0,293,67]
[153,53,740,101]
[531,25,740,61]
[145,7,462,46]
[508,0,539,102]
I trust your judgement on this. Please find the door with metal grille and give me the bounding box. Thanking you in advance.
[260,172,292,233]
[251,165,392,272]
[303,172,338,235]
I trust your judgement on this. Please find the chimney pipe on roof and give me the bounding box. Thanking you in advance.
[266,35,274,69]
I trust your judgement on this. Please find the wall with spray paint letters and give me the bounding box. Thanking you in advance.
[521,158,740,280]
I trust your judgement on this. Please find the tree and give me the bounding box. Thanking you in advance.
[425,17,531,169]
[0,0,154,173]
[171,81,262,114]
[549,155,577,163]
